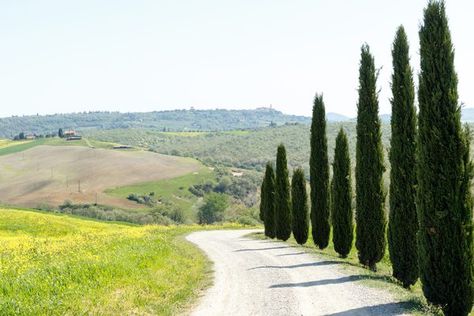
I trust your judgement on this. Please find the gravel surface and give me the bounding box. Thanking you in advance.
[187,229,412,316]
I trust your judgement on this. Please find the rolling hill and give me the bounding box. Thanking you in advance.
[0,144,202,209]
[1,107,473,139]
[0,108,310,138]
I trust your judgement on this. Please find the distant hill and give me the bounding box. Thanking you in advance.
[2,107,473,138]
[327,112,351,122]
[0,108,310,138]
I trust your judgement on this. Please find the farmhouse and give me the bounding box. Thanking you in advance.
[63,130,77,137]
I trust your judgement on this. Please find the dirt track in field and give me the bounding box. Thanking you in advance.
[0,145,201,208]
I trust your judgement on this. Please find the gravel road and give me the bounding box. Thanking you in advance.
[186,229,412,316]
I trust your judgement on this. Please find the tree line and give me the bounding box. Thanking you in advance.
[259,2,472,315]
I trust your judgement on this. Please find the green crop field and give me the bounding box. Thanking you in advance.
[0,208,213,315]
[0,139,48,156]
[0,137,119,157]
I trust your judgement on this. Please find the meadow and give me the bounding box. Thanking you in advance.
[0,208,215,315]
[106,166,215,221]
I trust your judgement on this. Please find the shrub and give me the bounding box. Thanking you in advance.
[197,193,229,224]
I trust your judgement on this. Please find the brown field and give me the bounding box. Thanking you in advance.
[0,145,202,208]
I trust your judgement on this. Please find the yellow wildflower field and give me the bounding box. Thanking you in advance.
[0,208,208,315]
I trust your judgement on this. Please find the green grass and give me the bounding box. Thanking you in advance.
[0,139,47,156]
[0,207,214,315]
[249,229,444,316]
[0,137,119,157]
[106,167,215,220]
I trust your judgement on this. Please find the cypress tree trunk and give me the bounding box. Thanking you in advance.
[263,162,276,239]
[310,94,330,249]
[417,2,473,314]
[388,26,418,288]
[275,144,292,241]
[331,128,353,258]
[291,168,309,245]
[355,44,386,271]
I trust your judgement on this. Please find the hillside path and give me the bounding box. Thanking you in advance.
[186,230,412,316]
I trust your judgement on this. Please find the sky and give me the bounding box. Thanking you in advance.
[0,0,473,118]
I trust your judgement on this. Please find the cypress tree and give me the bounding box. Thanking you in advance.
[355,44,386,271]
[331,128,353,258]
[275,144,292,241]
[387,26,418,288]
[263,162,276,238]
[291,168,309,245]
[417,2,473,314]
[310,94,330,249]
[259,180,265,222]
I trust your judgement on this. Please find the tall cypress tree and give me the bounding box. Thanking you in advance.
[275,144,292,241]
[291,168,309,245]
[355,44,386,271]
[259,179,266,222]
[387,26,418,288]
[331,128,353,258]
[310,94,330,249]
[417,2,473,314]
[263,162,276,238]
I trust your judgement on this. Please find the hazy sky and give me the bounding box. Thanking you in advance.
[0,1,472,118]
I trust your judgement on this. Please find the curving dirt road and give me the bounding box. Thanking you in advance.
[187,230,413,316]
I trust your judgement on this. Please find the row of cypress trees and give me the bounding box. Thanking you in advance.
[260,128,352,252]
[260,2,472,314]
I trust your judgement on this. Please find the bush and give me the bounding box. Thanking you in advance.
[197,193,229,224]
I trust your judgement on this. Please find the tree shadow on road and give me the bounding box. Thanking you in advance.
[269,274,391,288]
[248,260,342,270]
[321,301,419,316]
[233,246,291,252]
[237,239,278,243]
[276,252,306,256]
